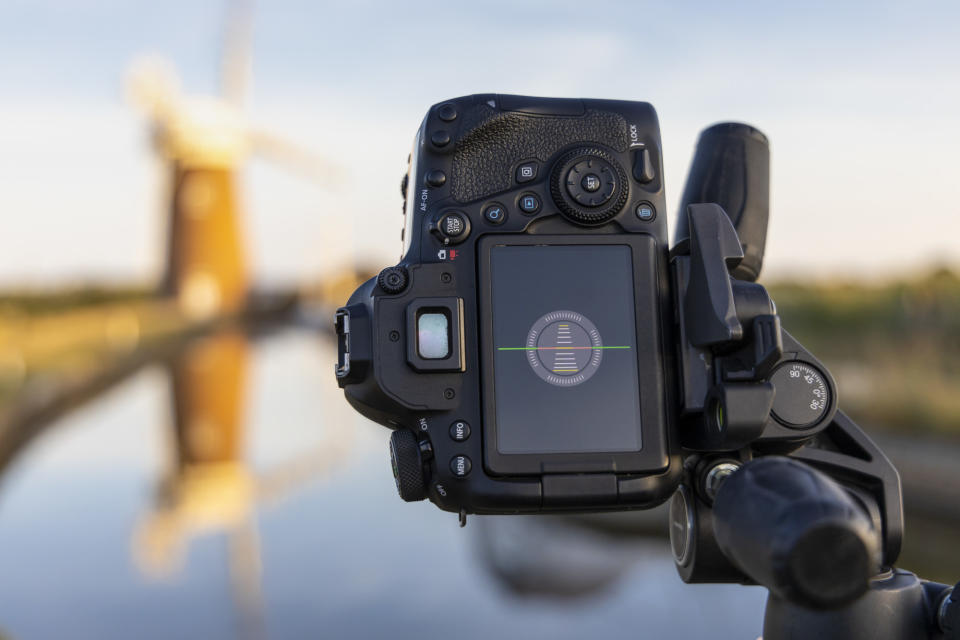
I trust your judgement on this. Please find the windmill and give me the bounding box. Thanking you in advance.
[126,0,344,320]
[122,4,353,637]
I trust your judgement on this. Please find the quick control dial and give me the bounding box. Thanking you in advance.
[550,147,629,225]
[770,362,831,429]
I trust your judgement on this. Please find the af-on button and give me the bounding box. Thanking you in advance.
[425,169,446,187]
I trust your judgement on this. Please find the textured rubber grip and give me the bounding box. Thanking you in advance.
[713,456,880,609]
[450,105,628,203]
[675,122,770,281]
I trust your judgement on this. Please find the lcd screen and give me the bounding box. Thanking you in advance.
[488,244,643,454]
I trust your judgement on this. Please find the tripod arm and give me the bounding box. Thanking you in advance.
[671,442,959,639]
[712,456,880,609]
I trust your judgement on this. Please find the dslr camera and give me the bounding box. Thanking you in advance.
[333,95,960,638]
[335,93,843,518]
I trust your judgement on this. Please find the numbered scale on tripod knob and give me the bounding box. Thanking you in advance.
[770,362,831,429]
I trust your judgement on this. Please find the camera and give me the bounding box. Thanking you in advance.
[335,94,839,517]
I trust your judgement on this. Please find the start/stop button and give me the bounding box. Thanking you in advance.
[431,211,471,244]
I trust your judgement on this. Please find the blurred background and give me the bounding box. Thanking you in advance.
[0,1,957,638]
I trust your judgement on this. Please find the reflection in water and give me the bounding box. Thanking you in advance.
[138,330,251,575]
[132,329,355,639]
[0,328,954,638]
[474,514,653,599]
[135,331,261,636]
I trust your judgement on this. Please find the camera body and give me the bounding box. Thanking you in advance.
[336,94,839,517]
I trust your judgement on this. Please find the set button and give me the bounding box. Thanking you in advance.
[565,158,616,207]
[483,203,507,225]
[450,455,472,477]
[450,420,471,441]
[518,193,541,215]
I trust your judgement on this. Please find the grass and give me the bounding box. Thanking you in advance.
[0,268,957,437]
[767,267,960,438]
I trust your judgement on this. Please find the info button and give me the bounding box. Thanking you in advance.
[450,420,471,441]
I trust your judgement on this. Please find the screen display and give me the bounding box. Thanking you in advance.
[488,244,643,454]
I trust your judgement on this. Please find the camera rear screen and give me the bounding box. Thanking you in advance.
[488,244,643,454]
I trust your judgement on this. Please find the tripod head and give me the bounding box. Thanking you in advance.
[675,122,771,282]
[667,123,959,639]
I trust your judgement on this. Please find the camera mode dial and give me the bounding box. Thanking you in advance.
[550,147,629,225]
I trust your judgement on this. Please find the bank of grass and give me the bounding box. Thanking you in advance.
[0,286,182,412]
[767,267,960,439]
[0,269,958,437]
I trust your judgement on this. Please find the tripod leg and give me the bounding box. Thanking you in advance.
[762,569,948,640]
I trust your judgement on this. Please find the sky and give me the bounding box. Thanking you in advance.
[0,0,958,287]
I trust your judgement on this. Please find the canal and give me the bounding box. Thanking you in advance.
[0,328,951,639]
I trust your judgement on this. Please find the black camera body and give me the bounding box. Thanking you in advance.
[335,94,839,517]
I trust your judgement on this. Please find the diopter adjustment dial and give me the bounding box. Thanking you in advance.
[378,266,409,294]
[550,147,629,225]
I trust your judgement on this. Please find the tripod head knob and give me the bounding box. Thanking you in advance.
[942,583,960,638]
[712,456,881,609]
[675,122,770,282]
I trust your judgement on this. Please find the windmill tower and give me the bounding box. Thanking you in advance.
[127,2,342,320]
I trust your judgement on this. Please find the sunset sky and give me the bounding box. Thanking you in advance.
[1,0,958,286]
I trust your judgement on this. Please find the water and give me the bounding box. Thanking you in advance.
[0,330,768,639]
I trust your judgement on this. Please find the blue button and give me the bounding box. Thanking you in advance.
[484,204,506,225]
[635,203,656,221]
[519,193,540,214]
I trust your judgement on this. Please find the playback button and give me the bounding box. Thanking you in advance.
[518,193,541,215]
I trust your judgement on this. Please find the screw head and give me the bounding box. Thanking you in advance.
[443,388,455,400]
[704,461,742,502]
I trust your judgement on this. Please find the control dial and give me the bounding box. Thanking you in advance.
[550,147,629,225]
[389,429,427,501]
[770,362,831,429]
